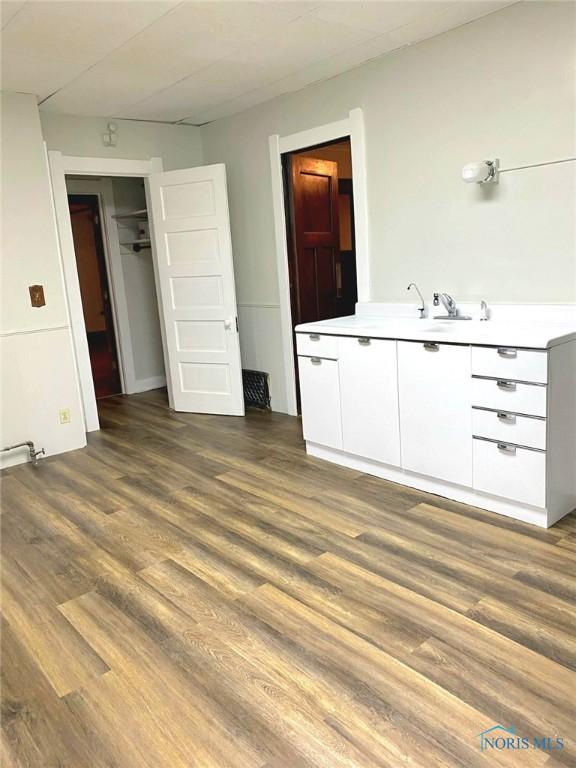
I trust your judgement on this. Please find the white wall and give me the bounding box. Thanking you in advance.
[1,92,86,467]
[112,177,165,387]
[201,1,576,412]
[40,112,203,170]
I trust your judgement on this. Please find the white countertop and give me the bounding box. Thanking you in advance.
[295,315,576,349]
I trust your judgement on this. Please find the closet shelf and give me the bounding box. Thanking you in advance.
[112,209,148,220]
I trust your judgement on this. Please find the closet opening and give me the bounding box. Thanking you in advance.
[65,176,166,401]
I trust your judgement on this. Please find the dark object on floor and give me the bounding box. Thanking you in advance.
[242,369,271,410]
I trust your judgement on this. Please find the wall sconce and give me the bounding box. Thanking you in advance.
[102,121,118,147]
[462,159,499,184]
[462,155,576,184]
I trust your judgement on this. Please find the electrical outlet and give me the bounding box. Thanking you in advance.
[59,408,71,424]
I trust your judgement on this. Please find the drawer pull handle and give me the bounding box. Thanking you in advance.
[497,380,516,391]
[498,347,518,358]
[310,357,322,365]
[309,334,320,341]
[497,412,516,423]
[497,442,517,454]
[423,342,439,351]
[358,337,371,346]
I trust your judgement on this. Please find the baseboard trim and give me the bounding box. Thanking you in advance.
[128,376,166,394]
[306,442,550,528]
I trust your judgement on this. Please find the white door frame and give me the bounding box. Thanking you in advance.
[47,152,163,432]
[269,108,369,416]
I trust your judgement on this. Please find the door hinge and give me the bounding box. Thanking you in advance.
[235,317,239,332]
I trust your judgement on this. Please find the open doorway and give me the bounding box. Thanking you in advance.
[68,194,122,399]
[283,137,357,407]
[66,176,166,405]
[51,154,245,431]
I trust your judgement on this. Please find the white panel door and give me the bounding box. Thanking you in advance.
[339,337,401,466]
[398,341,472,486]
[147,165,244,415]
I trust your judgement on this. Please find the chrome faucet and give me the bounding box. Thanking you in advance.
[407,282,426,318]
[433,292,472,320]
[433,292,457,317]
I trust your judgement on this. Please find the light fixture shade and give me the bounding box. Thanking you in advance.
[462,159,499,184]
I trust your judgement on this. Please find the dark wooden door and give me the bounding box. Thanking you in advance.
[287,155,343,326]
[69,195,122,399]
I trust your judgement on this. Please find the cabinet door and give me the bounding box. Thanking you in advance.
[339,337,400,465]
[298,356,342,449]
[398,341,472,486]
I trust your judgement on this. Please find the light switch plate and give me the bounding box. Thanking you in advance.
[29,285,45,307]
[59,408,71,424]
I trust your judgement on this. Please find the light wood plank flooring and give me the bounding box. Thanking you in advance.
[2,389,575,767]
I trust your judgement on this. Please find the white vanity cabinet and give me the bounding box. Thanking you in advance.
[339,336,400,466]
[398,341,472,486]
[295,320,576,528]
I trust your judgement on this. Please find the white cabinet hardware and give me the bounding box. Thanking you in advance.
[358,337,371,345]
[498,348,517,358]
[423,342,439,351]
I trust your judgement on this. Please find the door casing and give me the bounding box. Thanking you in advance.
[268,108,369,416]
[48,152,163,432]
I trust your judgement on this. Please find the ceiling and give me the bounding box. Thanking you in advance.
[1,0,517,125]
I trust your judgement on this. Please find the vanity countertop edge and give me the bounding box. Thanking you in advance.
[295,316,576,349]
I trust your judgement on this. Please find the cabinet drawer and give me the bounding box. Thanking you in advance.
[473,438,546,508]
[472,377,547,417]
[472,346,547,383]
[296,332,338,359]
[472,408,546,450]
[298,356,342,449]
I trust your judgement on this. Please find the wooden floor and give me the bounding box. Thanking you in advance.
[2,389,576,768]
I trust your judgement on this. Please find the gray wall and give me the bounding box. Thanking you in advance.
[1,93,86,467]
[202,1,575,306]
[112,177,165,384]
[200,1,575,412]
[40,112,203,170]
